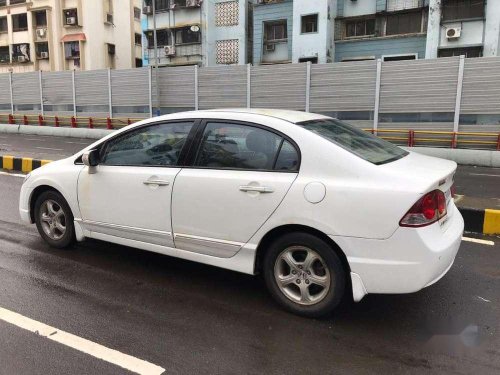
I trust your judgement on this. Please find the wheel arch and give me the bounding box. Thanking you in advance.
[254,224,351,278]
[29,185,69,223]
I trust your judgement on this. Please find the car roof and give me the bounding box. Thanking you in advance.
[151,108,329,124]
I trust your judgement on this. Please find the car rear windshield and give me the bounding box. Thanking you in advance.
[297,119,408,165]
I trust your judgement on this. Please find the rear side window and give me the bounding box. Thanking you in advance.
[298,119,408,165]
[195,122,299,171]
[100,121,193,166]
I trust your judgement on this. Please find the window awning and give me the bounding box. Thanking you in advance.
[61,33,86,42]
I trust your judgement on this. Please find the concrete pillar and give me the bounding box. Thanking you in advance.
[425,0,442,59]
[483,0,500,57]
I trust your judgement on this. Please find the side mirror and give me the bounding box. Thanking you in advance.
[82,149,100,168]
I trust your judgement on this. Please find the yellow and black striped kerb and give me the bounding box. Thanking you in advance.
[0,155,52,173]
[459,207,500,235]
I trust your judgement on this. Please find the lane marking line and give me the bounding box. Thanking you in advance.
[462,236,495,246]
[453,194,464,204]
[0,306,165,375]
[0,171,25,178]
[468,173,500,178]
[35,147,64,151]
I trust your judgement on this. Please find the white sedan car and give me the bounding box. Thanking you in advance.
[19,109,464,317]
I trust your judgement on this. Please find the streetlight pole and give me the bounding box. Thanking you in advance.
[152,0,160,116]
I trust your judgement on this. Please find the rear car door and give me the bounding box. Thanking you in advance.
[171,120,300,257]
[77,120,195,247]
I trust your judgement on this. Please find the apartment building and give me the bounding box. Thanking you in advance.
[0,0,142,73]
[142,0,251,67]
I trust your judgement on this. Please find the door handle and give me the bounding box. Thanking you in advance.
[239,185,274,193]
[143,180,170,186]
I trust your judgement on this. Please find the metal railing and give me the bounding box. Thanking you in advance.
[0,114,143,129]
[366,129,500,150]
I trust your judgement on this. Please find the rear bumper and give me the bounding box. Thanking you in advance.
[333,205,464,299]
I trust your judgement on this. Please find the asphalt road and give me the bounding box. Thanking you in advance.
[0,174,499,374]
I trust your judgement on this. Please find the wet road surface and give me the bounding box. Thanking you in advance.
[0,174,499,374]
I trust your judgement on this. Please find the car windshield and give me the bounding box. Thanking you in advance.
[297,118,408,165]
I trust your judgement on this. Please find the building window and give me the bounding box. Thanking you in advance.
[144,0,170,12]
[12,43,30,62]
[12,13,28,32]
[442,0,484,21]
[135,33,142,46]
[383,54,417,61]
[146,29,171,47]
[63,9,79,26]
[0,16,7,33]
[264,20,287,41]
[345,18,375,38]
[0,46,9,64]
[175,26,201,44]
[135,58,143,67]
[386,11,422,35]
[301,14,318,34]
[134,7,141,20]
[34,11,47,27]
[36,42,49,59]
[0,1,6,6]
[10,0,27,4]
[438,46,483,58]
[216,39,239,64]
[215,1,239,27]
[64,41,80,59]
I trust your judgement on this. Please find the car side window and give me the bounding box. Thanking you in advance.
[274,140,299,171]
[100,122,193,167]
[195,122,284,170]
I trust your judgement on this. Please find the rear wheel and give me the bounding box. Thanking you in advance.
[263,232,346,318]
[34,191,75,249]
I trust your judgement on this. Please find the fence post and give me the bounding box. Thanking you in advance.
[107,117,113,130]
[8,71,14,115]
[8,114,14,125]
[71,116,77,128]
[108,67,113,119]
[496,133,500,151]
[72,69,77,117]
[55,116,60,127]
[39,70,44,116]
[373,59,382,134]
[38,114,44,126]
[23,115,28,125]
[88,117,93,129]
[194,64,199,110]
[148,65,153,117]
[453,55,465,133]
[246,63,251,108]
[305,61,311,112]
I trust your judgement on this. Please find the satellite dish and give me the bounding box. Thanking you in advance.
[190,25,200,32]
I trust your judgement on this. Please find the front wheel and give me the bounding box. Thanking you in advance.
[34,191,76,249]
[263,232,346,318]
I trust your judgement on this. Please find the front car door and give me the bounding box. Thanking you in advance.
[77,120,195,247]
[171,120,300,257]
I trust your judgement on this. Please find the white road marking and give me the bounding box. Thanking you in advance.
[64,141,90,145]
[469,173,500,178]
[476,296,491,303]
[0,171,25,178]
[0,143,11,146]
[453,194,464,204]
[35,147,64,151]
[462,237,495,246]
[0,306,165,375]
[26,138,45,142]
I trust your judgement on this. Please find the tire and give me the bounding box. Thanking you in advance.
[263,232,346,318]
[34,190,76,249]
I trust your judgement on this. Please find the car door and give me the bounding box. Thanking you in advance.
[77,120,196,247]
[171,120,300,258]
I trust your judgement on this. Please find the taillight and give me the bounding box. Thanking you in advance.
[400,190,447,228]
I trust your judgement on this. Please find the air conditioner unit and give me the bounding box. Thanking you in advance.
[164,45,176,56]
[143,5,152,15]
[106,13,113,24]
[108,44,116,55]
[40,51,49,59]
[36,28,47,38]
[66,16,77,25]
[186,0,201,7]
[265,43,275,52]
[17,56,27,63]
[446,27,461,39]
